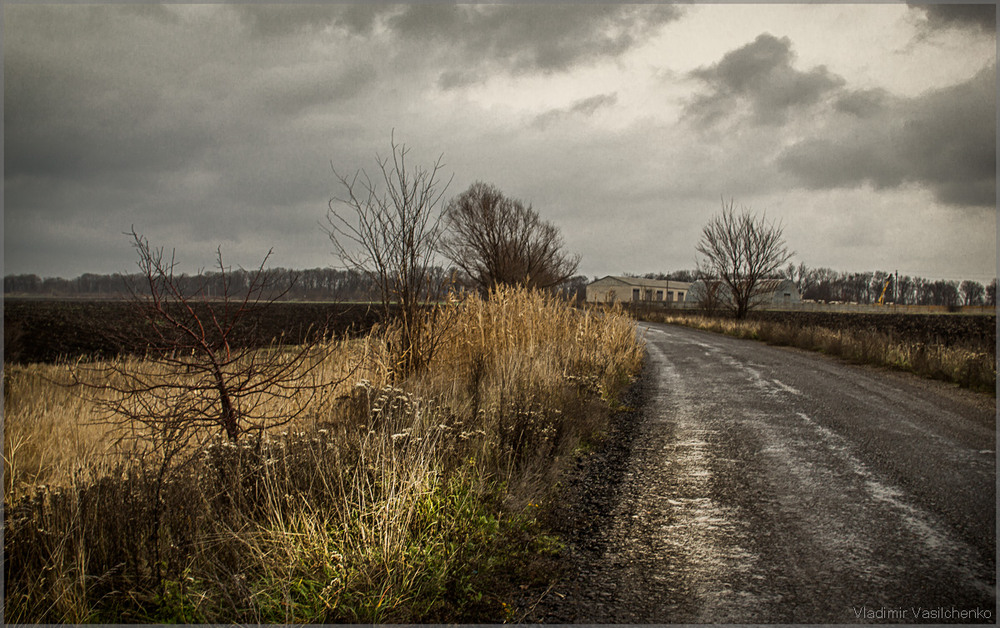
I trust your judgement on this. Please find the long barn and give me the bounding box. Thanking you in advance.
[586,276,693,305]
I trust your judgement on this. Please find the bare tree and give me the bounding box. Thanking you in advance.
[75,230,337,444]
[71,229,341,584]
[695,198,793,318]
[439,181,580,296]
[326,134,453,377]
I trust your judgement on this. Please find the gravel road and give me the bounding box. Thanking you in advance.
[529,322,995,623]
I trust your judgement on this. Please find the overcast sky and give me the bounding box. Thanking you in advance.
[4,2,997,282]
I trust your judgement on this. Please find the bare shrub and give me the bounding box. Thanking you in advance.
[326,133,454,378]
[440,181,580,295]
[65,230,346,585]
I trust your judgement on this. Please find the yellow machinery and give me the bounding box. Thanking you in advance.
[877,277,891,305]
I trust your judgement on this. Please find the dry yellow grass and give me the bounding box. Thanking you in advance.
[4,287,644,623]
[4,363,118,500]
[646,312,995,393]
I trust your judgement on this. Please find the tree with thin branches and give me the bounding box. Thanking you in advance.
[71,229,343,583]
[76,229,338,443]
[326,133,454,377]
[695,198,793,318]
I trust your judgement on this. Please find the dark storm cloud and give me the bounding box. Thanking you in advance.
[778,65,996,208]
[4,28,213,185]
[907,2,996,32]
[531,92,618,129]
[4,3,363,276]
[832,88,891,117]
[387,4,682,86]
[686,33,846,126]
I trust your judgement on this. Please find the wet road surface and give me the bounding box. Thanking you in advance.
[535,322,995,623]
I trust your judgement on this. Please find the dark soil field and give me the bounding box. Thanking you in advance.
[748,310,996,353]
[6,300,996,365]
[3,299,389,364]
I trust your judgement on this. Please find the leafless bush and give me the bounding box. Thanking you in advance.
[440,181,580,295]
[69,230,345,583]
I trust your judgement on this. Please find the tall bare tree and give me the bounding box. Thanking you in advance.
[440,181,579,295]
[695,198,793,318]
[326,134,453,376]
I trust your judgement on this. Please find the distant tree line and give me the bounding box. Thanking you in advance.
[5,267,404,301]
[783,264,996,307]
[628,266,996,308]
[4,267,594,302]
[631,270,699,283]
[9,265,993,309]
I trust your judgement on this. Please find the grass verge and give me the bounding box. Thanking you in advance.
[641,311,995,394]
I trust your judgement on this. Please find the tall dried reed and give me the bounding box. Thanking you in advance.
[5,287,643,623]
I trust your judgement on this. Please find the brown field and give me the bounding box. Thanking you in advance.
[3,299,389,364]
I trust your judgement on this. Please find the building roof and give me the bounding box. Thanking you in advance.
[588,275,692,289]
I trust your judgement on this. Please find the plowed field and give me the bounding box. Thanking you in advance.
[4,299,389,364]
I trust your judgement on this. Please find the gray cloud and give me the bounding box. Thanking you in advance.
[232,4,681,89]
[532,93,619,129]
[3,3,993,282]
[832,88,891,117]
[907,2,996,32]
[686,33,846,126]
[386,4,682,86]
[778,65,996,208]
[233,4,389,38]
[3,4,364,276]
[259,61,378,116]
[4,37,212,186]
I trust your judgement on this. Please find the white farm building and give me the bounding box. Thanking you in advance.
[586,276,692,305]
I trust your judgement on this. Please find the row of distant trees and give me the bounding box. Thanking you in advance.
[783,264,996,307]
[5,267,395,301]
[4,266,594,302]
[9,263,994,310]
[633,267,997,308]
[633,267,998,308]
